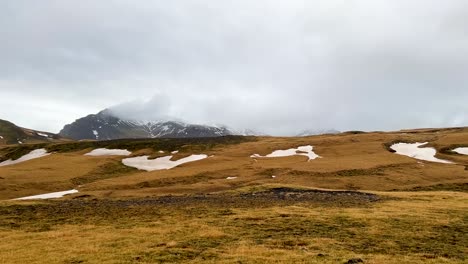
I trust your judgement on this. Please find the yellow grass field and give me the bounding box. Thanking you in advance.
[0,128,467,263]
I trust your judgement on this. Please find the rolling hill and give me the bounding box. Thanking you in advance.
[0,119,67,145]
[1,126,467,198]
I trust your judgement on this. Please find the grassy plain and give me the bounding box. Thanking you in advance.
[0,128,467,263]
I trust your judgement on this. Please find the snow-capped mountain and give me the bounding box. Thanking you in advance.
[59,110,234,140]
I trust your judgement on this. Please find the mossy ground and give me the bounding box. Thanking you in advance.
[0,189,466,263]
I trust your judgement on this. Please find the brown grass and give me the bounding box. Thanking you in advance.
[1,129,467,200]
[0,190,466,263]
[0,128,467,263]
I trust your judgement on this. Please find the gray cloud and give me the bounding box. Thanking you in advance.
[0,0,467,135]
[108,94,173,121]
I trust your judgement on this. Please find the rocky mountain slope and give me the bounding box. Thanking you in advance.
[59,110,234,140]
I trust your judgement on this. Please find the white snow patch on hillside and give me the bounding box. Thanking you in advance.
[226,177,237,180]
[453,147,468,155]
[37,132,49,137]
[122,154,208,171]
[0,135,3,139]
[390,142,453,164]
[251,145,319,161]
[0,149,50,167]
[171,150,179,154]
[14,189,78,200]
[85,148,131,156]
[92,130,99,139]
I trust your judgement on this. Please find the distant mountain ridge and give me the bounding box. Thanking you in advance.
[233,128,269,137]
[2,113,340,144]
[59,110,235,140]
[296,129,340,137]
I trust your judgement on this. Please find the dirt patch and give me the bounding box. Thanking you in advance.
[239,187,379,204]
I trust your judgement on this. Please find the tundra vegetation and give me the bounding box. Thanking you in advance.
[0,128,467,263]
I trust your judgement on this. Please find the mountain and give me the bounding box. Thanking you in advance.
[0,119,66,145]
[231,128,269,136]
[296,129,340,137]
[59,110,235,140]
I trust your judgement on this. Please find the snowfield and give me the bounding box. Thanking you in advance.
[390,142,453,164]
[85,148,131,156]
[0,149,50,167]
[14,189,78,200]
[453,147,468,155]
[37,132,49,137]
[251,145,319,161]
[122,154,208,171]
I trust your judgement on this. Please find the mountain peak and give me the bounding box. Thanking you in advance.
[59,110,235,140]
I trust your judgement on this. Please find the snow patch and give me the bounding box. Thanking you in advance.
[122,154,208,171]
[390,142,453,164]
[37,132,49,137]
[0,135,3,139]
[171,150,179,154]
[85,148,131,156]
[92,130,99,139]
[158,150,165,153]
[251,145,319,161]
[453,147,468,155]
[14,189,78,200]
[0,149,50,167]
[226,177,237,180]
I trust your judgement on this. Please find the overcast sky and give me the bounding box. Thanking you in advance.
[1,0,467,135]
